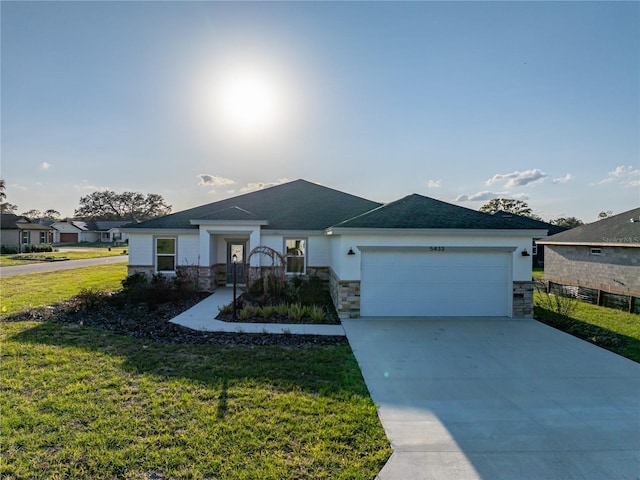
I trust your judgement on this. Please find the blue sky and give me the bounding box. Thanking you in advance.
[2,1,638,222]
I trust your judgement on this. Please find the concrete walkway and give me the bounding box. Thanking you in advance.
[343,317,640,480]
[170,288,345,336]
[0,256,129,277]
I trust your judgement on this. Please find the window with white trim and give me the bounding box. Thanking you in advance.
[21,231,29,244]
[156,238,176,272]
[285,239,306,274]
[40,231,47,244]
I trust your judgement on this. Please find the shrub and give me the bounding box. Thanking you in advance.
[218,303,234,315]
[239,305,259,321]
[287,303,307,322]
[308,305,325,323]
[291,274,328,306]
[73,287,110,310]
[1,245,19,255]
[261,305,277,319]
[534,280,577,317]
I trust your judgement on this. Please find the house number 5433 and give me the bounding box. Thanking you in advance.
[429,246,445,251]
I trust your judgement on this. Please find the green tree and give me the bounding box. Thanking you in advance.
[479,198,541,219]
[0,202,18,214]
[74,190,172,221]
[0,179,6,203]
[43,209,61,220]
[551,217,584,229]
[21,209,42,219]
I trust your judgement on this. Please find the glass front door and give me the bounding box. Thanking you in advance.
[226,242,246,286]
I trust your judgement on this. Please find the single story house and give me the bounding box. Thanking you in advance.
[538,208,640,301]
[492,211,568,267]
[122,179,545,318]
[51,220,132,244]
[0,214,53,250]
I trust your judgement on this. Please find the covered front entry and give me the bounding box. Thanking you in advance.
[360,247,512,317]
[226,241,247,286]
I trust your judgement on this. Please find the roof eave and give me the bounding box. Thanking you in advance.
[326,227,547,236]
[190,219,269,226]
[537,240,640,247]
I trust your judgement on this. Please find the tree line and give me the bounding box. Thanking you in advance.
[0,179,614,227]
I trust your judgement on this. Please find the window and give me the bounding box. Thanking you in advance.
[156,238,176,272]
[21,231,29,244]
[532,240,538,256]
[285,239,306,274]
[590,248,602,256]
[40,231,47,244]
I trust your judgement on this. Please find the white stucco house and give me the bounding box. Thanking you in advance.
[122,179,545,318]
[51,220,132,244]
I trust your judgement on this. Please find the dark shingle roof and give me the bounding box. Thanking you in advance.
[538,208,640,246]
[1,214,27,230]
[492,211,567,236]
[332,194,530,229]
[128,180,382,231]
[195,206,265,222]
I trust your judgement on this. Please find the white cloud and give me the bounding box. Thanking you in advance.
[75,182,110,191]
[426,179,442,188]
[591,165,640,186]
[40,162,52,170]
[456,191,529,202]
[486,169,547,188]
[197,174,235,187]
[552,173,573,184]
[240,178,290,193]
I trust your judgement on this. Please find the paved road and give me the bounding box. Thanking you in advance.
[0,256,129,277]
[343,317,640,480]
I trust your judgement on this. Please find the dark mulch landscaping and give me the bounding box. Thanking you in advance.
[4,293,347,348]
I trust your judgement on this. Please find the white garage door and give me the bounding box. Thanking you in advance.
[360,248,511,317]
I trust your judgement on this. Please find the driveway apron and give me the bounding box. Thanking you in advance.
[343,317,640,480]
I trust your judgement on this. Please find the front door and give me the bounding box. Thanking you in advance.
[226,241,247,286]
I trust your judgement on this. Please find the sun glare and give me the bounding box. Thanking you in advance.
[210,66,286,139]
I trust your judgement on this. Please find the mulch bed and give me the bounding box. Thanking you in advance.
[5,293,347,347]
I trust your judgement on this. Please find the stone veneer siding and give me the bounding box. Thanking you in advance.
[329,268,361,319]
[512,281,534,318]
[544,245,640,296]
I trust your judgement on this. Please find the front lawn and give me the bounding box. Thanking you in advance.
[1,320,391,479]
[0,264,128,316]
[534,291,640,362]
[0,247,127,267]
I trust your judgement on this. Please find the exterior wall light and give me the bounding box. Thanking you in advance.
[347,248,356,255]
[521,249,531,257]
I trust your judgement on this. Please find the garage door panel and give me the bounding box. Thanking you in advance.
[361,250,510,317]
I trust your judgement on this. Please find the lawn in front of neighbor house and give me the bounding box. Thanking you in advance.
[1,264,391,479]
[0,247,127,267]
[534,290,640,362]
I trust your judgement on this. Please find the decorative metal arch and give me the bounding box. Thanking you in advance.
[246,246,286,298]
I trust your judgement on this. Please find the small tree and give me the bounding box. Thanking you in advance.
[0,203,18,214]
[551,217,584,229]
[21,209,42,219]
[43,209,61,220]
[480,198,541,220]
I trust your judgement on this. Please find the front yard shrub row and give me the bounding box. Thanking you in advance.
[1,244,53,254]
[222,302,328,324]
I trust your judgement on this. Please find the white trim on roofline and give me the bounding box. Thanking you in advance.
[120,228,197,235]
[536,240,640,247]
[190,219,269,226]
[326,227,547,237]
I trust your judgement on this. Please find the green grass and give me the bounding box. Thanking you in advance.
[0,264,127,316]
[531,267,544,280]
[534,291,640,362]
[1,321,391,479]
[1,262,391,478]
[0,248,127,267]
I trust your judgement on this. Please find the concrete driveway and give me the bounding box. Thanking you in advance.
[343,317,640,480]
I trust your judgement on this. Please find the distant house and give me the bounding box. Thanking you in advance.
[122,179,545,318]
[0,214,53,251]
[537,208,640,311]
[51,219,133,244]
[492,211,568,267]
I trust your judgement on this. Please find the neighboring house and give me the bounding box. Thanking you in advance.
[0,214,53,250]
[51,219,133,244]
[537,208,640,306]
[123,180,544,318]
[492,211,568,267]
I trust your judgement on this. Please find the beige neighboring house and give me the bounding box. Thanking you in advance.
[0,214,53,251]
